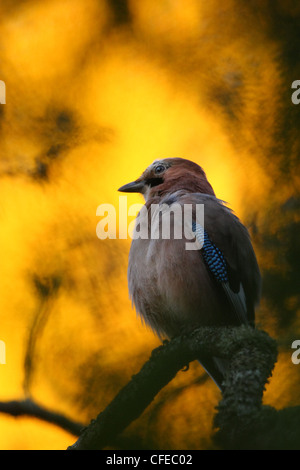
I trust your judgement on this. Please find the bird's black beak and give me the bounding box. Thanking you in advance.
[118,179,145,193]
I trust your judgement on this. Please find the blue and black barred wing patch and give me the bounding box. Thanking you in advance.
[192,222,228,282]
[192,221,247,324]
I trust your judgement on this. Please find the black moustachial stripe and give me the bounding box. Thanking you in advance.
[147,177,164,188]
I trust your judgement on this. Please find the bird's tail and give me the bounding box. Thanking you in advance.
[198,356,228,392]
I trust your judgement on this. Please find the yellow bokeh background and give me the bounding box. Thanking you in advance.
[0,0,299,449]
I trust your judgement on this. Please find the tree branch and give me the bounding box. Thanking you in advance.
[3,325,299,449]
[0,399,83,436]
[68,325,278,450]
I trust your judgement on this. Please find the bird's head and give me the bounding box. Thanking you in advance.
[118,158,215,201]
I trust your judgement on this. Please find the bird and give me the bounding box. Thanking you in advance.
[118,157,261,391]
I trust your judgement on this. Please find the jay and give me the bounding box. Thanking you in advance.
[118,158,261,390]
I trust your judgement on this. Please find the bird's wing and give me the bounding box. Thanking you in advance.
[192,221,248,325]
[186,193,261,326]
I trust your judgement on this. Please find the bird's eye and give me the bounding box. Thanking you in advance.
[155,165,165,174]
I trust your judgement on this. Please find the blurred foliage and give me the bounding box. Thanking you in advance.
[0,0,299,449]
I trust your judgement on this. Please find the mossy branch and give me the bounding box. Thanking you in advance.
[1,325,299,449]
[68,325,280,450]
